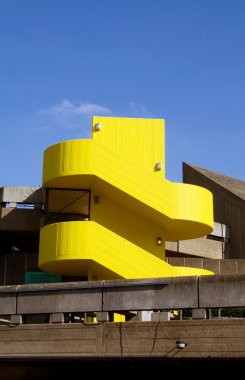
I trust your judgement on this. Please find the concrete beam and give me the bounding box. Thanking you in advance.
[17,282,103,314]
[199,274,245,308]
[0,275,245,317]
[102,277,198,311]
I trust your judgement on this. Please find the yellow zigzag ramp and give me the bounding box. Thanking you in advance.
[39,117,214,279]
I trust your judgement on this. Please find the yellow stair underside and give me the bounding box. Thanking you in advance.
[39,222,213,279]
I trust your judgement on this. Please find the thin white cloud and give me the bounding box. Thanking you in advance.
[33,100,154,137]
[128,101,153,117]
[40,100,112,116]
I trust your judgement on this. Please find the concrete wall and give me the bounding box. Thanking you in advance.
[0,320,245,359]
[167,257,245,275]
[166,238,224,260]
[183,163,245,259]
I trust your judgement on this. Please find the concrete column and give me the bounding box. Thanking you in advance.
[10,315,22,324]
[49,313,65,323]
[96,312,109,322]
[192,309,207,319]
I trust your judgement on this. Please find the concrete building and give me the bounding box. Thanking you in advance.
[166,162,245,273]
[183,162,245,259]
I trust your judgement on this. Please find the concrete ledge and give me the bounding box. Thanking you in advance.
[17,288,103,314]
[0,275,245,317]
[199,274,245,308]
[103,276,198,311]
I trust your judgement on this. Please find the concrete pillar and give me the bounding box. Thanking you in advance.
[96,312,109,322]
[49,313,65,323]
[137,311,153,321]
[192,308,207,319]
[10,315,22,324]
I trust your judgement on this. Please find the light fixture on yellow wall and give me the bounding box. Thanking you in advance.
[94,123,102,131]
[155,162,162,171]
[156,237,163,245]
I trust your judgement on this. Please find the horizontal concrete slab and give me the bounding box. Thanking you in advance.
[17,288,103,314]
[103,277,199,311]
[199,274,245,308]
[0,275,245,317]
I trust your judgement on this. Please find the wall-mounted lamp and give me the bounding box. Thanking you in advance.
[156,237,163,245]
[155,162,162,171]
[94,123,102,131]
[176,339,186,349]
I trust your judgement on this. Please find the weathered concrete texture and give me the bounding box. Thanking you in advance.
[220,260,238,274]
[166,258,245,275]
[17,283,103,314]
[1,275,245,317]
[0,187,42,204]
[192,309,207,319]
[103,277,198,311]
[166,238,223,259]
[49,313,65,323]
[237,259,245,274]
[199,274,245,308]
[0,293,17,315]
[183,162,245,260]
[10,315,23,324]
[0,320,245,359]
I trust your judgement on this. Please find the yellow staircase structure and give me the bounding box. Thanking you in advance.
[39,117,214,279]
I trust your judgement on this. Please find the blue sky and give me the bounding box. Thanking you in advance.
[0,0,245,186]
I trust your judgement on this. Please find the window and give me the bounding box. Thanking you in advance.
[43,188,90,225]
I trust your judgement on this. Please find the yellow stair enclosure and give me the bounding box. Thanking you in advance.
[39,117,214,279]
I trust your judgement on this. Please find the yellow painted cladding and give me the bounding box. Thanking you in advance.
[39,116,214,279]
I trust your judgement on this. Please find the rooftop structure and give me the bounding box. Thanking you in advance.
[183,162,245,259]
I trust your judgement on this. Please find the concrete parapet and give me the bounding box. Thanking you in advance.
[17,281,103,314]
[0,275,245,319]
[102,277,198,311]
[199,274,245,308]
